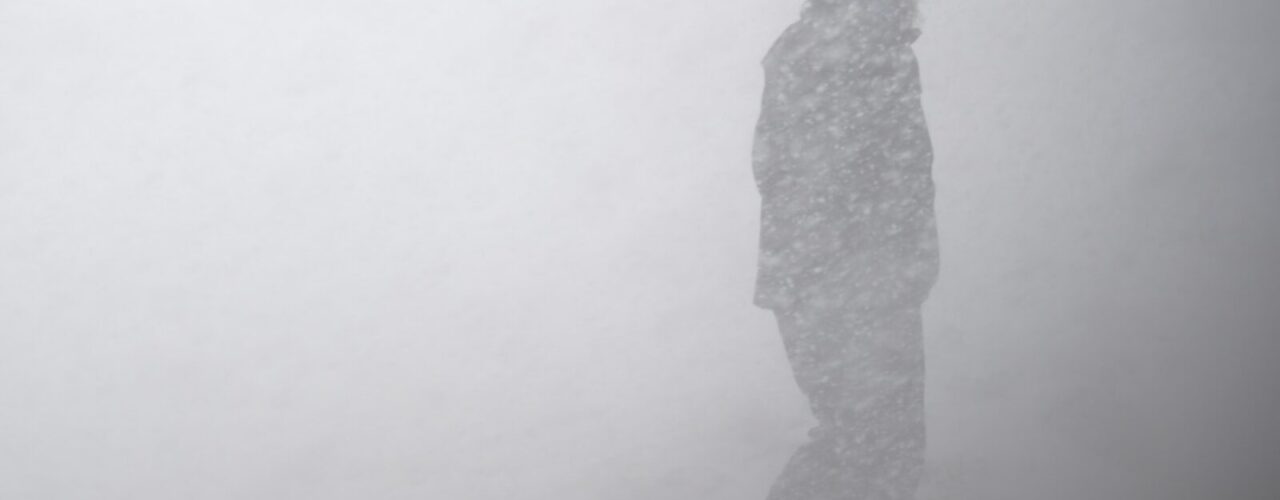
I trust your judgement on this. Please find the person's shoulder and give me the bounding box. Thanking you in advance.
[762,21,807,66]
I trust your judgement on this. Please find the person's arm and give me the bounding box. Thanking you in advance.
[751,25,800,196]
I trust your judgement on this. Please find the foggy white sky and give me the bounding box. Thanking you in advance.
[1,1,1277,499]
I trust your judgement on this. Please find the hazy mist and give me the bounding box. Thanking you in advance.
[1,1,1277,499]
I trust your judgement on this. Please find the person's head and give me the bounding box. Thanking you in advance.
[801,0,918,25]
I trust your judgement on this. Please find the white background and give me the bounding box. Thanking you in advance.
[2,1,1277,499]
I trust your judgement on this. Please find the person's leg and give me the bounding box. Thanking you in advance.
[833,308,926,500]
[767,306,926,500]
[767,306,858,500]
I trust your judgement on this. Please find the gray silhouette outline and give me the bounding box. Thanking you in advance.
[752,1,938,498]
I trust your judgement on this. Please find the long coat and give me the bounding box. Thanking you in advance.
[751,20,939,312]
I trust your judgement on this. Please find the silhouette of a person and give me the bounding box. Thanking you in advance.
[752,1,938,499]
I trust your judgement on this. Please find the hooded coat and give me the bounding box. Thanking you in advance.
[751,1,938,311]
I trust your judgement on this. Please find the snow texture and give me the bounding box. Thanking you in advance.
[1,1,1279,500]
[751,2,936,499]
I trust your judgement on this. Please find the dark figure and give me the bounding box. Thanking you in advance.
[752,1,938,499]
